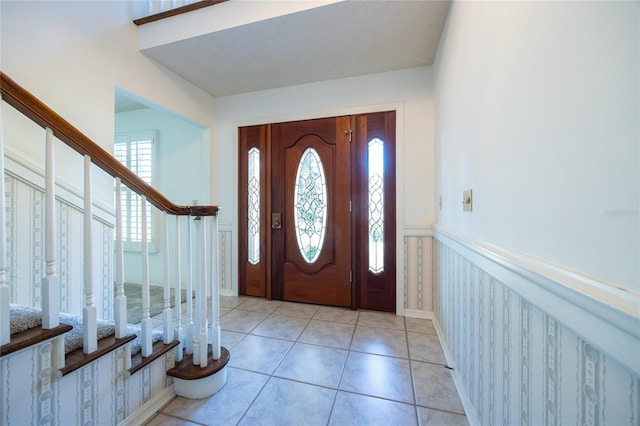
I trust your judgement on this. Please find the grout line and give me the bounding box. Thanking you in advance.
[172,298,467,425]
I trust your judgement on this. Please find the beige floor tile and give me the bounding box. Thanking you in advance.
[273,301,319,318]
[220,296,247,309]
[418,406,468,426]
[274,342,348,388]
[313,306,359,324]
[412,361,465,414]
[329,391,418,426]
[358,310,406,330]
[145,297,468,425]
[228,334,294,374]
[221,329,246,349]
[405,317,437,335]
[160,367,269,425]
[350,325,409,358]
[408,331,446,364]
[250,314,309,341]
[298,319,355,350]
[236,297,282,314]
[339,351,414,404]
[144,413,200,426]
[239,377,336,426]
[220,309,267,333]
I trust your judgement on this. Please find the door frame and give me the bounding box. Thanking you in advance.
[234,102,406,315]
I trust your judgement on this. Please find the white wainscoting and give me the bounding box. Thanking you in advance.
[1,340,174,425]
[4,150,115,319]
[403,225,433,318]
[432,225,639,426]
[218,221,233,296]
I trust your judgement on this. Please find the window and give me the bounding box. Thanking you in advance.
[114,130,158,251]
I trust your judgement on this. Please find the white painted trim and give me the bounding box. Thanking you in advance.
[220,288,235,297]
[120,384,176,426]
[4,147,115,224]
[433,224,640,376]
[230,101,406,312]
[431,315,480,426]
[403,308,434,320]
[403,224,433,237]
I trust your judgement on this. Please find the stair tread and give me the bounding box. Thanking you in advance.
[167,345,230,380]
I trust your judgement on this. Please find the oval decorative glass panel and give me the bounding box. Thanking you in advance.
[293,148,327,263]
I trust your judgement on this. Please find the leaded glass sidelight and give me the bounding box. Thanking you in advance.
[294,148,327,263]
[248,147,260,265]
[368,138,384,274]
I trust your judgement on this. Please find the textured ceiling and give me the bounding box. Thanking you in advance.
[140,0,451,97]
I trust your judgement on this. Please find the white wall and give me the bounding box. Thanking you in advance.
[211,66,436,297]
[433,0,639,290]
[115,107,210,284]
[0,0,216,205]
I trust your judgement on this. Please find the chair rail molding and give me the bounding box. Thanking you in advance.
[432,224,640,376]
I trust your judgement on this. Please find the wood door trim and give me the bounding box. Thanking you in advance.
[238,111,396,311]
[265,124,273,300]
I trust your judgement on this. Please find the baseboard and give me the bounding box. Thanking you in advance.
[402,309,434,320]
[220,289,235,297]
[431,316,480,426]
[120,384,176,426]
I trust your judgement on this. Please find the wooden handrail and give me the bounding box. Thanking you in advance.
[0,72,218,217]
[133,0,227,26]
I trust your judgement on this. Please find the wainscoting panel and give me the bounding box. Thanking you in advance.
[0,340,173,425]
[4,153,115,319]
[403,233,433,317]
[433,228,639,426]
[218,222,233,296]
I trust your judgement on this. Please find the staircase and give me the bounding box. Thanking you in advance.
[0,71,228,425]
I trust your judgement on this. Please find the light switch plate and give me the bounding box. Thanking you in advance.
[463,189,472,211]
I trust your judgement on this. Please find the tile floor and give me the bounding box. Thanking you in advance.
[145,296,468,426]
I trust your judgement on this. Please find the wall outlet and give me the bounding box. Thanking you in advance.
[463,189,472,211]
[439,196,442,210]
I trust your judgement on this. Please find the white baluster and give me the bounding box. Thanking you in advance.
[209,215,221,360]
[42,129,65,369]
[149,0,159,15]
[174,215,183,362]
[83,155,97,354]
[42,128,59,329]
[192,218,200,365]
[185,217,194,355]
[198,216,208,367]
[140,196,152,357]
[162,212,172,344]
[114,178,130,369]
[192,217,208,367]
[0,112,9,346]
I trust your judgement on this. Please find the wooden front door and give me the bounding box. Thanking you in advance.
[271,117,352,307]
[238,111,396,311]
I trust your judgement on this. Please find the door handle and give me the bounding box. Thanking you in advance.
[272,213,282,229]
